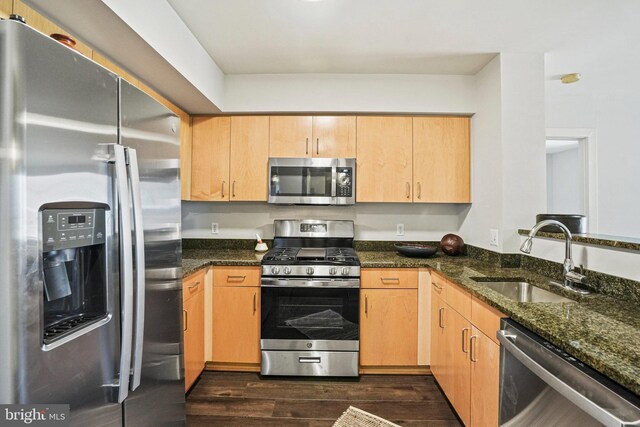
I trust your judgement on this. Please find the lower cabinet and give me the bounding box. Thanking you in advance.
[360,268,419,368]
[183,269,206,391]
[212,267,261,366]
[430,271,505,426]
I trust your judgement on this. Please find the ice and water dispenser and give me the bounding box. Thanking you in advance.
[41,207,108,344]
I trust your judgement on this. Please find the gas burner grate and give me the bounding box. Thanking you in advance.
[43,313,105,344]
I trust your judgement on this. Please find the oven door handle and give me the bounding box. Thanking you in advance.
[497,330,632,427]
[261,278,360,288]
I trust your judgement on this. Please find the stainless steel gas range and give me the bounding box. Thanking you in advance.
[260,220,360,377]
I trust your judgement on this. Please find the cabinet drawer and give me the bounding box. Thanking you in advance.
[183,268,206,302]
[430,271,447,300]
[213,266,260,287]
[446,280,471,321]
[361,268,418,289]
[471,297,506,345]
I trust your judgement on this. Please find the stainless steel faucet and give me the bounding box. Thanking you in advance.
[520,219,589,292]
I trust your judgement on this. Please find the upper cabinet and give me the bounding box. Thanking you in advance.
[269,116,356,158]
[230,116,270,201]
[0,0,12,19]
[356,116,413,202]
[413,117,470,203]
[191,116,269,202]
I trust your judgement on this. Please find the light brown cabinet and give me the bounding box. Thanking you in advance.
[183,269,206,391]
[1,0,13,19]
[356,116,413,202]
[360,268,418,367]
[430,271,505,426]
[269,116,356,158]
[190,116,269,202]
[413,117,470,203]
[211,267,261,366]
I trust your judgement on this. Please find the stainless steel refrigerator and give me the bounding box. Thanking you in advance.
[0,20,185,426]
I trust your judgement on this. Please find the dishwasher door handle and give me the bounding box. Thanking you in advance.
[497,330,632,427]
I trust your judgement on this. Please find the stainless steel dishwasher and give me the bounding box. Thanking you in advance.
[497,319,640,426]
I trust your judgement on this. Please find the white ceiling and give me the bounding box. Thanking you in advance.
[166,0,636,75]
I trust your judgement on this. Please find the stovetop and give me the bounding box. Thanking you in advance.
[261,247,360,266]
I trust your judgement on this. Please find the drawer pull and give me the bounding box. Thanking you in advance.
[253,292,257,313]
[299,357,321,364]
[227,275,246,281]
[183,309,188,332]
[188,281,201,290]
[381,277,400,284]
[432,283,443,291]
[438,307,445,328]
[365,295,368,315]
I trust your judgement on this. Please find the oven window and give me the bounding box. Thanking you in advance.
[261,287,359,341]
[270,167,332,197]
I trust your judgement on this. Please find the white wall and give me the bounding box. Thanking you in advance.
[182,201,470,241]
[224,73,476,113]
[546,147,584,214]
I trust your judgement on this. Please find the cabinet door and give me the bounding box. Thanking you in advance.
[230,116,269,201]
[312,116,356,158]
[0,0,11,19]
[356,116,413,202]
[191,117,231,201]
[183,291,205,391]
[212,287,260,364]
[449,308,472,427]
[413,117,470,203]
[361,289,418,366]
[269,116,312,158]
[470,327,500,427]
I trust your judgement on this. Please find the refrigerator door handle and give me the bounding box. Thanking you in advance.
[127,148,146,391]
[114,144,134,403]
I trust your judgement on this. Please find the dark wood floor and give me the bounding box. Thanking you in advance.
[186,371,461,426]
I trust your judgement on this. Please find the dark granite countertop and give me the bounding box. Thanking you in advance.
[518,228,640,252]
[182,248,640,396]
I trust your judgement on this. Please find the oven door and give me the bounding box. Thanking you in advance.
[261,283,359,352]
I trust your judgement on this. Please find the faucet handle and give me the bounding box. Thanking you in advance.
[578,264,585,275]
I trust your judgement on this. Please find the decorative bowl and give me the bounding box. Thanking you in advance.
[394,242,438,258]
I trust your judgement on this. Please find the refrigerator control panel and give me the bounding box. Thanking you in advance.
[42,208,106,250]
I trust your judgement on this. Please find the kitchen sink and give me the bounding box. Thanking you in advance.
[470,278,575,303]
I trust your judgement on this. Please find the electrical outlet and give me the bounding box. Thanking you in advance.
[211,223,219,234]
[490,229,499,246]
[396,224,405,236]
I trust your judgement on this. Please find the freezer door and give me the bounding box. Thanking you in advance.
[0,21,123,426]
[119,79,185,426]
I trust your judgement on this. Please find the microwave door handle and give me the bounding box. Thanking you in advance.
[113,145,134,403]
[331,165,337,197]
[127,148,145,391]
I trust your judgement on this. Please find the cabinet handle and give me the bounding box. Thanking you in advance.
[470,335,478,362]
[227,275,246,282]
[253,292,257,313]
[417,182,422,199]
[365,295,368,315]
[316,138,319,155]
[188,281,200,290]
[306,138,309,155]
[183,309,187,332]
[381,277,400,284]
[432,283,443,292]
[438,307,445,328]
[221,180,225,198]
[232,180,236,198]
[462,328,470,353]
[406,182,410,199]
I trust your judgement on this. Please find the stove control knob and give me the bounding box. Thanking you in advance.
[341,267,350,276]
[271,267,280,275]
[283,266,291,275]
[306,267,315,275]
[329,267,337,275]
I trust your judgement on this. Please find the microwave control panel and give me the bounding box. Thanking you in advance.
[336,167,353,197]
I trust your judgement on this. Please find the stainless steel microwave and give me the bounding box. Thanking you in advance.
[268,158,356,205]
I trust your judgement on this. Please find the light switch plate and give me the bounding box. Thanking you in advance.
[396,224,405,236]
[211,223,219,234]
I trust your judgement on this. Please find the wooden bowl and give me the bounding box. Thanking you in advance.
[50,33,76,50]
